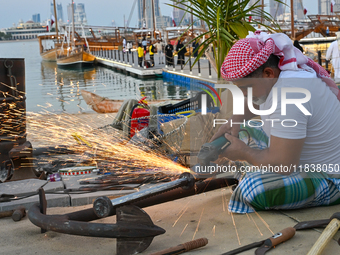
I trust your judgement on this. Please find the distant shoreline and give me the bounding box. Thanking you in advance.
[0,38,38,43]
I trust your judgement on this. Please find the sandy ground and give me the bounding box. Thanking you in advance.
[1,188,340,255]
[1,112,340,255]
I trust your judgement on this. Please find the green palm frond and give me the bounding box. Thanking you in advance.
[167,0,281,79]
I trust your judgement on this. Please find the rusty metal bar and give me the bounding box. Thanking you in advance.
[94,172,195,218]
[60,176,237,222]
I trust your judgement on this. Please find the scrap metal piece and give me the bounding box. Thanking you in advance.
[9,141,37,181]
[93,172,195,218]
[38,187,47,233]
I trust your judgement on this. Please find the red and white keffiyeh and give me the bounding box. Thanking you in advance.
[221,31,340,101]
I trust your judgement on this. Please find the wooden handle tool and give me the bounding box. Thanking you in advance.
[307,218,340,255]
[149,237,208,255]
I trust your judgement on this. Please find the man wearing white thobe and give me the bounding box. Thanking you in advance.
[326,32,340,82]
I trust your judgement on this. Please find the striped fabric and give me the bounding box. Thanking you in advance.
[228,121,340,213]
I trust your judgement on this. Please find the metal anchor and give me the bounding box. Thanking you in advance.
[28,188,165,254]
[4,59,18,97]
[28,174,238,254]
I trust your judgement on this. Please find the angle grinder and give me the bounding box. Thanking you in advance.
[192,136,231,178]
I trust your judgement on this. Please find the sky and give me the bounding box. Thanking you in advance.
[0,0,318,30]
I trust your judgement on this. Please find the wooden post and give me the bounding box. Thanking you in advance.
[261,0,264,24]
[290,0,295,39]
[71,0,75,47]
[151,0,156,40]
[53,0,58,42]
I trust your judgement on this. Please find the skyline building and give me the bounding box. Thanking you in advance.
[67,3,74,23]
[250,0,305,21]
[319,0,340,15]
[50,2,64,22]
[137,0,161,29]
[74,3,87,25]
[172,1,189,26]
[269,0,285,20]
[57,3,64,22]
[32,13,40,23]
[67,2,87,24]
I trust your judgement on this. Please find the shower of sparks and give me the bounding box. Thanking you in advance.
[180,223,188,237]
[221,189,225,212]
[24,110,189,177]
[223,190,230,215]
[230,212,241,246]
[254,211,274,235]
[192,208,204,240]
[1,79,188,183]
[172,201,190,227]
[248,213,263,236]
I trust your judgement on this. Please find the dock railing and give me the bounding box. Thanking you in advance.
[90,46,216,79]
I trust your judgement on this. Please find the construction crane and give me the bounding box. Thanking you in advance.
[126,0,138,28]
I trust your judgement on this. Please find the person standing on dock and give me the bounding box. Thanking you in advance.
[155,40,164,64]
[123,37,126,52]
[192,38,200,58]
[326,31,340,83]
[165,40,174,67]
[142,37,148,53]
[176,38,187,66]
[127,41,132,54]
[149,43,155,67]
[137,43,144,68]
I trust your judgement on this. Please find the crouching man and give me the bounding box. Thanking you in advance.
[211,31,340,213]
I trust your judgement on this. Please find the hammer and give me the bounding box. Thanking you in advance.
[307,213,340,255]
[0,206,26,222]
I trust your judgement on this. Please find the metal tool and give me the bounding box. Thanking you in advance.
[9,141,38,181]
[93,172,195,218]
[307,213,340,255]
[193,136,231,177]
[221,227,296,255]
[293,212,340,230]
[149,237,208,255]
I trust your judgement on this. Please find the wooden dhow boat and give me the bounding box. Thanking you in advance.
[38,32,59,61]
[81,90,179,114]
[57,47,96,68]
[81,90,124,113]
[57,0,95,68]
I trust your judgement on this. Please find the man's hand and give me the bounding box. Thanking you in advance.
[220,134,305,175]
[209,118,241,142]
[219,133,248,161]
